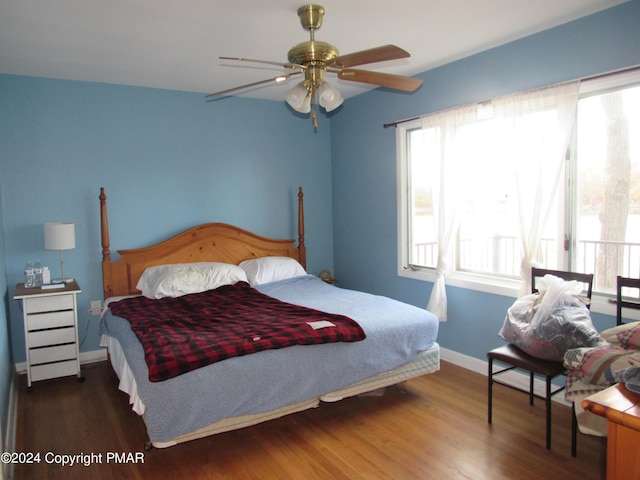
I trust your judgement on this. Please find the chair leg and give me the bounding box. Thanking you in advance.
[488,358,493,424]
[571,402,577,457]
[545,375,552,449]
[529,371,535,405]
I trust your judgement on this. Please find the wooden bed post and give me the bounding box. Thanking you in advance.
[298,187,306,269]
[100,188,113,299]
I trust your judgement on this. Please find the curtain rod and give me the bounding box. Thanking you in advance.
[383,117,419,129]
[383,64,640,129]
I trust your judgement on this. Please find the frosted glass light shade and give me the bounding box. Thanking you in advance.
[318,82,344,112]
[284,83,310,113]
[298,95,311,113]
[44,222,76,250]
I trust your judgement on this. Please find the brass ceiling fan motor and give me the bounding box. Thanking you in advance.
[288,5,338,65]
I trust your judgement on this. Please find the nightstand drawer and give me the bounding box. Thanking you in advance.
[30,344,77,365]
[25,294,74,314]
[30,360,77,382]
[26,310,75,331]
[28,327,76,348]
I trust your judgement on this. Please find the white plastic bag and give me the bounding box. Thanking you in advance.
[499,274,606,361]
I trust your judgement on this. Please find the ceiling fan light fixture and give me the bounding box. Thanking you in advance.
[299,94,312,114]
[284,82,310,112]
[318,82,343,112]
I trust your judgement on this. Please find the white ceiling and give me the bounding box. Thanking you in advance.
[0,0,628,101]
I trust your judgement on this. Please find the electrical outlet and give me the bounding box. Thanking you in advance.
[89,300,103,316]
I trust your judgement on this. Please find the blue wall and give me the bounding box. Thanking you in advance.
[0,76,334,364]
[1,0,639,442]
[0,181,13,442]
[330,0,640,360]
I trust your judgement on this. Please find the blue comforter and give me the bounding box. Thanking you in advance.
[99,275,438,443]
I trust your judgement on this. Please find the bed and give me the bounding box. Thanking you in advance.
[97,187,440,448]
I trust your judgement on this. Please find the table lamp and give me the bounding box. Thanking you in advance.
[44,222,76,283]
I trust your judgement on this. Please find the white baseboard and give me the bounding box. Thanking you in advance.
[14,348,108,375]
[79,348,108,365]
[440,347,571,407]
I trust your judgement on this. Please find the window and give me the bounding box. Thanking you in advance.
[398,69,640,302]
[573,80,640,293]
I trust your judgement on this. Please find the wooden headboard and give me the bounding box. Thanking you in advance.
[99,187,306,299]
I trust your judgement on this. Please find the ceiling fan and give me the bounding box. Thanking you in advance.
[206,4,423,127]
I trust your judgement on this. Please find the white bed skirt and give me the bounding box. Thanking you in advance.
[101,334,440,448]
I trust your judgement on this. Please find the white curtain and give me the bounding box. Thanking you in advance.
[497,83,580,296]
[423,82,580,321]
[423,105,477,321]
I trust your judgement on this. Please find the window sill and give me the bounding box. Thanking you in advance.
[398,267,635,320]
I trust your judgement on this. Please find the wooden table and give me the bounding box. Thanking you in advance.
[583,383,640,480]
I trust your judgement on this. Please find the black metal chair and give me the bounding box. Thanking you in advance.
[487,267,593,455]
[616,275,640,326]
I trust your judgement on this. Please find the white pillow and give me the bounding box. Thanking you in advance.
[136,262,248,299]
[239,256,306,286]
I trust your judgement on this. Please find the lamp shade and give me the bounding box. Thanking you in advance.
[284,83,310,113]
[44,222,76,250]
[318,82,344,112]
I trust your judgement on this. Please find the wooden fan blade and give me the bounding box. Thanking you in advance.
[338,69,423,92]
[328,45,410,69]
[220,56,303,70]
[205,71,302,98]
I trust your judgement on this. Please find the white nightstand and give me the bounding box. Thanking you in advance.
[14,280,84,391]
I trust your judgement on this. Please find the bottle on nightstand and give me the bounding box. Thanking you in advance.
[34,260,43,287]
[24,261,35,288]
[42,266,51,285]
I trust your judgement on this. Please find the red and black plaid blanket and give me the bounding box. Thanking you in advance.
[109,281,366,382]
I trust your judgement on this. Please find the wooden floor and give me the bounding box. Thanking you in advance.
[13,360,607,480]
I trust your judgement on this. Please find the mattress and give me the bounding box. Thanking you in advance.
[99,275,439,445]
